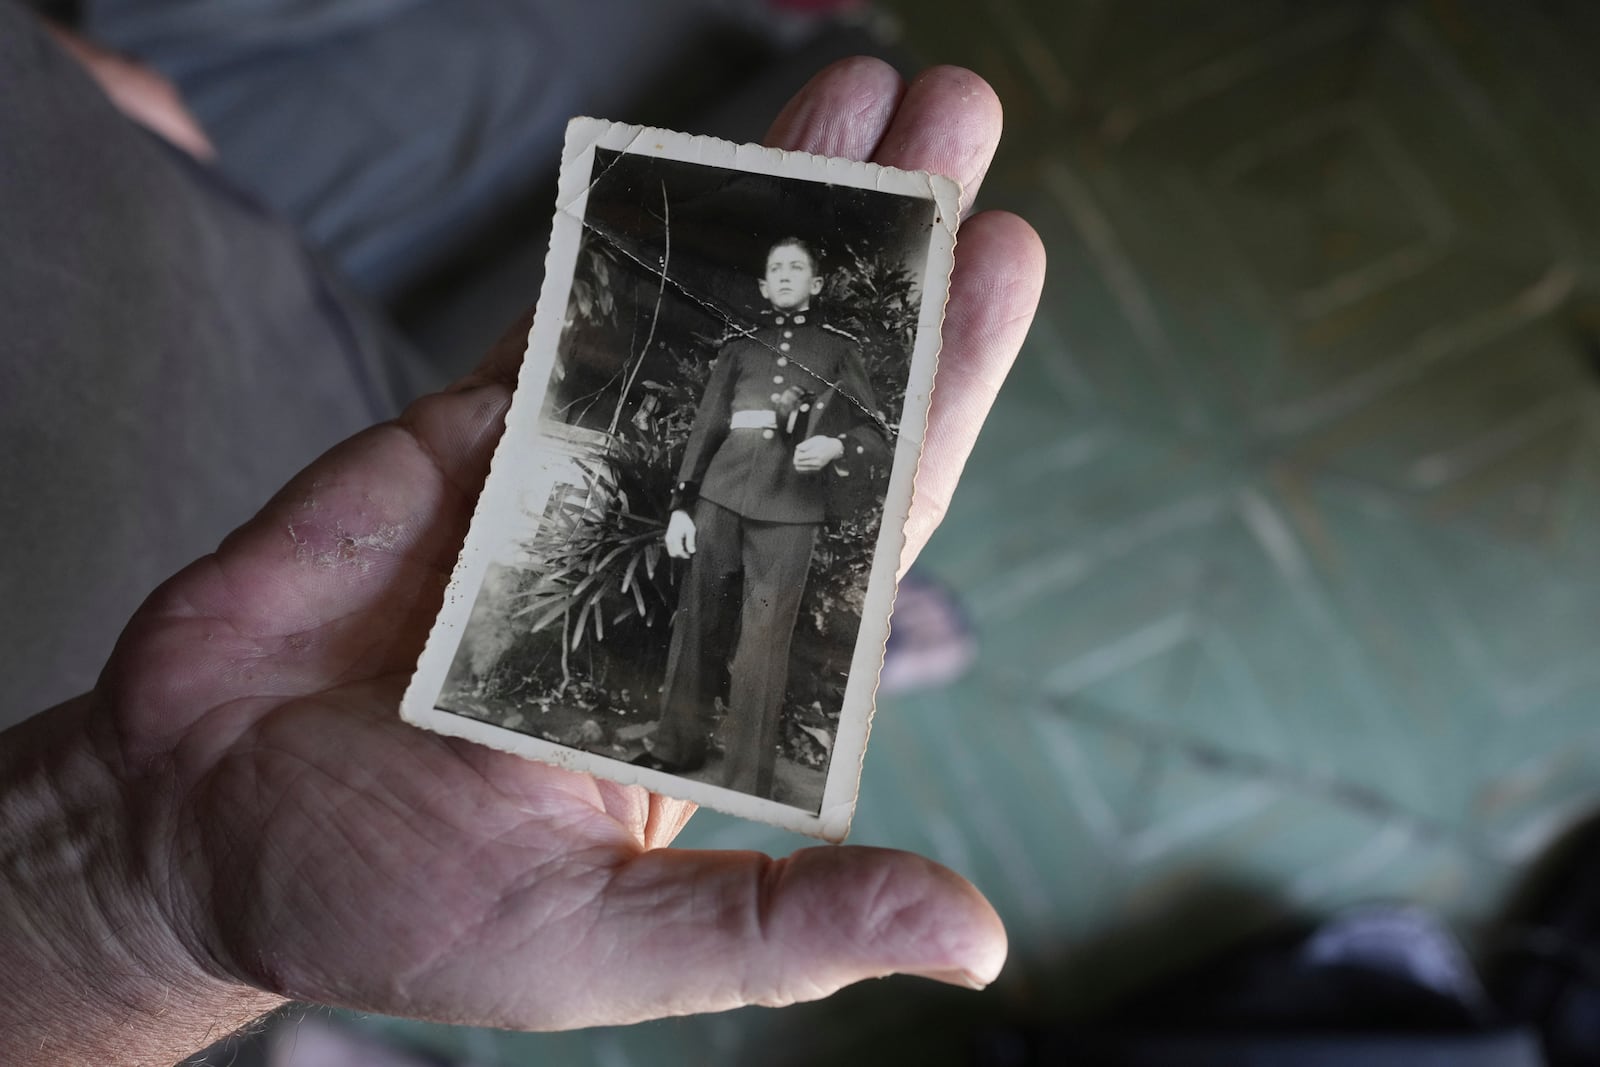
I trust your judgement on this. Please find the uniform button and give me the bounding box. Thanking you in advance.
[776,357,788,367]
[783,330,793,339]
[794,314,806,324]
[770,393,780,402]
[857,445,866,454]
[774,316,785,325]
[779,342,791,352]
[773,375,784,384]
[762,429,775,440]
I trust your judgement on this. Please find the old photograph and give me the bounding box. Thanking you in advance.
[403,118,958,839]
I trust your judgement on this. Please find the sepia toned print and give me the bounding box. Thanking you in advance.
[402,118,958,839]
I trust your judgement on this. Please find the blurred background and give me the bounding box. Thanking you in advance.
[36,0,1599,1062]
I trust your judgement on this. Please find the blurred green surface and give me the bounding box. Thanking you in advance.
[368,2,1600,1062]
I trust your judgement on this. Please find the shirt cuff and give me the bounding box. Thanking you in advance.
[669,480,700,513]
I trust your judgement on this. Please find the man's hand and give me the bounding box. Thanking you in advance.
[792,434,846,472]
[0,58,1044,1065]
[664,508,697,558]
[43,22,216,160]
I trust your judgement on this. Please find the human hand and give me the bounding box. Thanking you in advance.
[43,21,216,160]
[664,508,697,558]
[792,434,846,471]
[0,58,1044,1065]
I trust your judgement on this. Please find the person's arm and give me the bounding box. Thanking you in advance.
[833,341,891,468]
[669,342,739,513]
[0,696,284,1067]
[793,339,885,473]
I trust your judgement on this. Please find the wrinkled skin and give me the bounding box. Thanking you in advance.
[7,58,1045,1056]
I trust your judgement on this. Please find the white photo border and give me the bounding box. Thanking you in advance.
[401,117,961,841]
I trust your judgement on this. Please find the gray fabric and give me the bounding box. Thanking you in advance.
[0,2,432,722]
[80,0,787,298]
[80,0,438,70]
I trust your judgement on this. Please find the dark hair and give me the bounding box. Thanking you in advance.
[764,236,820,274]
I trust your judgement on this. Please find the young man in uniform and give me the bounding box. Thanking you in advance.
[639,237,890,799]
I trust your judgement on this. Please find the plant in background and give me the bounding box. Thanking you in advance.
[509,432,677,687]
[820,241,921,424]
[505,345,715,687]
[568,241,622,330]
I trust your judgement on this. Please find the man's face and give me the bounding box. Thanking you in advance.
[759,244,823,311]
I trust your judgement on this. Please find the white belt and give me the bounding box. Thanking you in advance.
[730,409,778,430]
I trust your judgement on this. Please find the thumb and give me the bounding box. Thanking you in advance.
[576,845,1006,1024]
[684,520,696,555]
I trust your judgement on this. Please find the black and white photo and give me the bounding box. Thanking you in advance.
[403,118,958,838]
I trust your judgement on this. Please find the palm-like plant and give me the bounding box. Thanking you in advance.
[509,432,681,685]
[820,242,921,425]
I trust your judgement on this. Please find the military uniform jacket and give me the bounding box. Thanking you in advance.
[674,308,890,525]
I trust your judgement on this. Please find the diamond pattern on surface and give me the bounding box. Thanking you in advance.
[389,3,1600,1063]
[870,0,1600,1047]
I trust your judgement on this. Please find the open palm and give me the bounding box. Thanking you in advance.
[89,59,1046,1032]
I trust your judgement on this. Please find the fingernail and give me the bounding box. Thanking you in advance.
[904,967,990,991]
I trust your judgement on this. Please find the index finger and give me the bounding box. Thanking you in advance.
[869,65,1004,217]
[766,59,1003,216]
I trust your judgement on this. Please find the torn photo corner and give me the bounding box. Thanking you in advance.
[401,117,961,841]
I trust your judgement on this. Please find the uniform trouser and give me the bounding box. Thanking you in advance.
[653,499,817,799]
